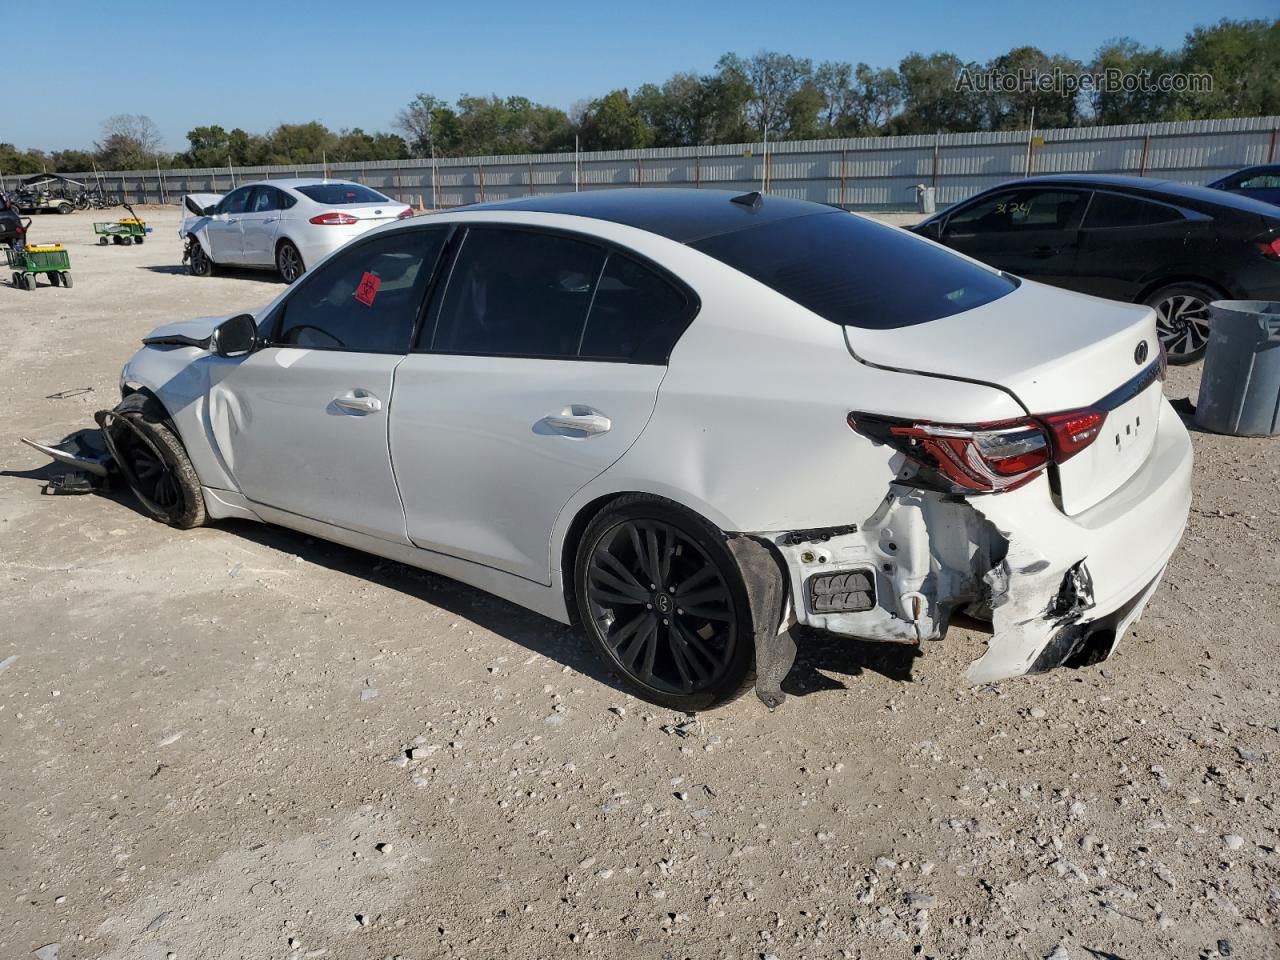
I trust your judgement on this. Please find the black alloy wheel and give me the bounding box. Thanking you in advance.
[277,240,304,283]
[576,497,753,709]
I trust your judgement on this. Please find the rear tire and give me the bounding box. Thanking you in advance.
[103,394,207,529]
[573,494,754,711]
[276,240,304,283]
[57,202,73,215]
[60,272,73,288]
[1144,282,1218,365]
[48,272,60,287]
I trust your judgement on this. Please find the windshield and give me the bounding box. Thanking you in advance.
[295,183,391,205]
[691,211,1017,329]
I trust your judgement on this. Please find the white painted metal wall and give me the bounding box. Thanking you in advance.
[38,115,1280,212]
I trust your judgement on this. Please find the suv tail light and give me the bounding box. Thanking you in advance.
[309,211,358,226]
[849,406,1108,494]
[1255,235,1280,260]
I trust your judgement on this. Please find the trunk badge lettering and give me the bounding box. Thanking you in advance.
[1134,341,1149,364]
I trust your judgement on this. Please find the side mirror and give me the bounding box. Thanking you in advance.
[211,313,258,358]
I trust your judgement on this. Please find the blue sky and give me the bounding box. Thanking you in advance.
[20,0,1276,152]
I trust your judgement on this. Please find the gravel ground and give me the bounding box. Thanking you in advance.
[1,207,1278,960]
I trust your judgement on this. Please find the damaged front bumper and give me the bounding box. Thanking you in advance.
[757,399,1193,683]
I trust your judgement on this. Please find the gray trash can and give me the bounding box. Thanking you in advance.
[1194,300,1280,436]
[912,185,936,215]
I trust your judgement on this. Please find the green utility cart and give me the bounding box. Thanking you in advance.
[93,217,148,245]
[7,243,72,290]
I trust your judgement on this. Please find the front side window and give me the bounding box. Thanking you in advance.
[295,183,390,205]
[945,189,1086,235]
[217,186,254,216]
[692,211,1017,330]
[275,228,446,353]
[430,228,607,358]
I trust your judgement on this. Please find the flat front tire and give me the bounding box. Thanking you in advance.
[103,394,207,529]
[573,494,754,711]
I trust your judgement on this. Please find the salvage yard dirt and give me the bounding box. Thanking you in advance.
[1,207,1278,960]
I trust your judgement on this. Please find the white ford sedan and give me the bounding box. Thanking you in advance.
[180,178,414,283]
[97,189,1191,710]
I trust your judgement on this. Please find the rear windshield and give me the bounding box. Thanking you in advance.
[691,211,1017,329]
[295,183,391,205]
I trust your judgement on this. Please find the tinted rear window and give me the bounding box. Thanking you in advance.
[691,212,1017,329]
[295,183,390,205]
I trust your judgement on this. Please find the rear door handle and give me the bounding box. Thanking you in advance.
[333,391,383,414]
[540,410,611,435]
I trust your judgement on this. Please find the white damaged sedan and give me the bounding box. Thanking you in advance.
[85,189,1191,710]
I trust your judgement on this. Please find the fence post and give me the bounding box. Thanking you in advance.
[694,153,700,188]
[840,149,848,208]
[1269,128,1278,163]
[636,155,642,186]
[1138,132,1151,176]
[478,162,485,203]
[528,160,534,196]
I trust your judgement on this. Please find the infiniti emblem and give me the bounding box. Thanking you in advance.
[1134,340,1149,364]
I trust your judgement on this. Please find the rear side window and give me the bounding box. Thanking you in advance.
[432,228,606,357]
[248,186,279,213]
[1084,193,1185,229]
[275,228,446,353]
[428,228,696,362]
[692,212,1017,330]
[295,183,390,205]
[579,253,693,362]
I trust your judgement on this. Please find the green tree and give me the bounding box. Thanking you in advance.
[888,52,984,134]
[576,90,654,150]
[0,142,47,176]
[982,46,1084,130]
[1087,39,1188,124]
[95,114,165,169]
[1181,18,1280,118]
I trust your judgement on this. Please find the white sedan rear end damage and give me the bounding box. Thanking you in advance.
[756,386,1192,687]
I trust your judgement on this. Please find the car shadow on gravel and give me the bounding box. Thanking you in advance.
[215,518,629,693]
[138,265,286,284]
[782,626,921,696]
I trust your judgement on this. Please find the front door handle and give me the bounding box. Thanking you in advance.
[540,409,611,435]
[333,391,383,414]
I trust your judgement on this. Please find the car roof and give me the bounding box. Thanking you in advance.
[970,174,1280,218]
[468,188,837,243]
[243,178,367,189]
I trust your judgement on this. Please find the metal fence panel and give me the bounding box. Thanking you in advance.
[26,115,1279,211]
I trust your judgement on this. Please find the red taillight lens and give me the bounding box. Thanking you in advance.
[309,211,358,226]
[397,208,415,220]
[1039,408,1107,462]
[849,415,1051,493]
[1256,236,1280,260]
[850,405,1109,494]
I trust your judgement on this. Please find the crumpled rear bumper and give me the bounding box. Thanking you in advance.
[754,398,1193,682]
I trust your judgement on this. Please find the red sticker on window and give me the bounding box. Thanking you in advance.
[353,271,381,306]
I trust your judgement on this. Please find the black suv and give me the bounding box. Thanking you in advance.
[913,175,1280,363]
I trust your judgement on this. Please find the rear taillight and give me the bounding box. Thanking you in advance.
[849,406,1108,494]
[397,208,415,220]
[1256,235,1280,261]
[1039,408,1107,461]
[309,211,358,226]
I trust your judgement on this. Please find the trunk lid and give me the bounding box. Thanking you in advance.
[844,281,1164,515]
[332,201,410,223]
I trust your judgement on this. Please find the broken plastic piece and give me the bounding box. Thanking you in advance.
[43,472,98,495]
[20,431,114,477]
